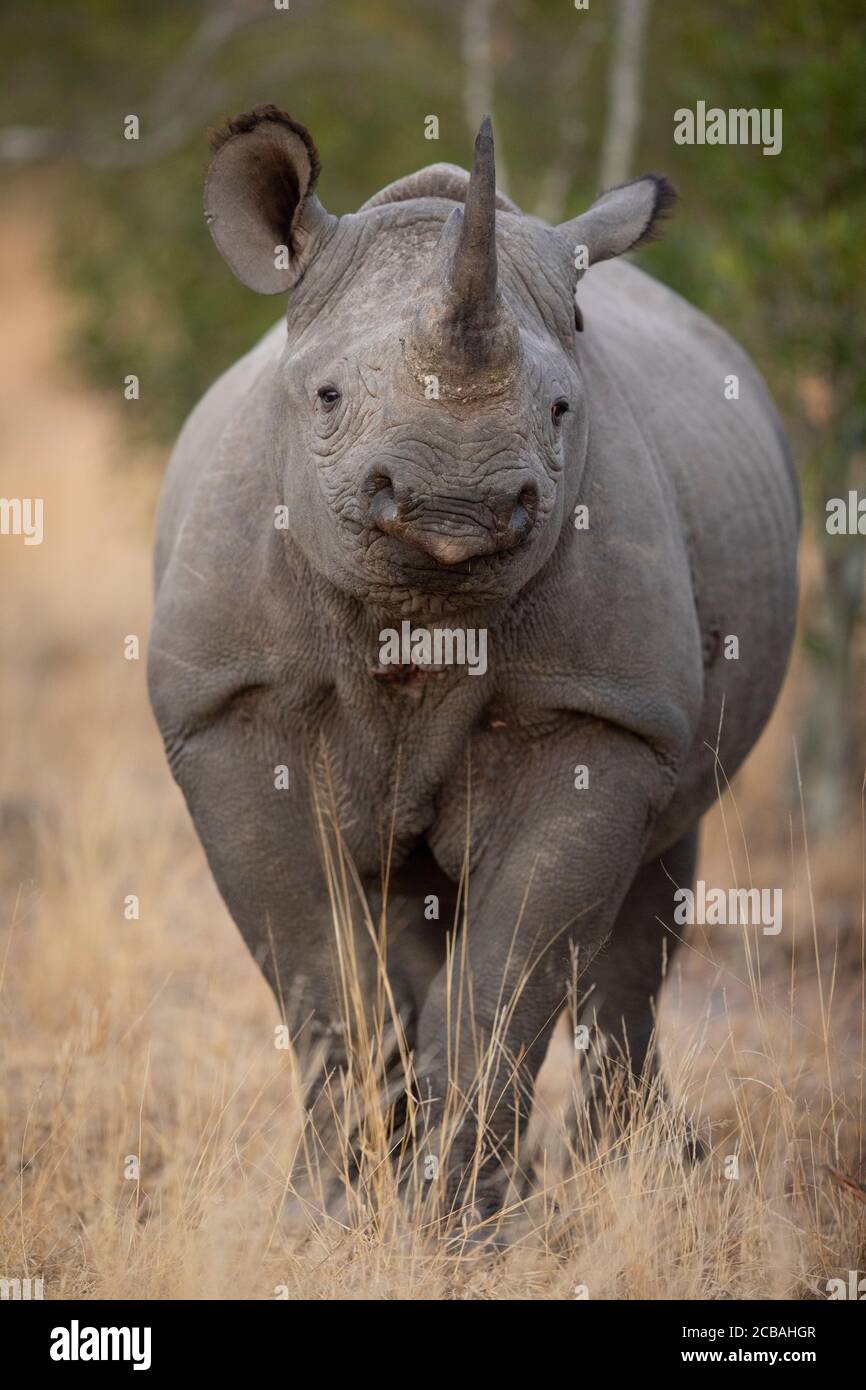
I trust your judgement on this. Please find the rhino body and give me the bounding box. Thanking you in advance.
[149,108,799,1215]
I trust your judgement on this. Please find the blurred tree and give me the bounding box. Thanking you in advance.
[598,0,653,187]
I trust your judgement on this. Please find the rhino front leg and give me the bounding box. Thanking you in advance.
[414,717,677,1226]
[578,828,702,1155]
[153,694,458,1185]
[154,702,398,1088]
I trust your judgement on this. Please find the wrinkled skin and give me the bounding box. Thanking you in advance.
[149,108,800,1222]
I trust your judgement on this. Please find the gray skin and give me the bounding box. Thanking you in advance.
[148,106,799,1219]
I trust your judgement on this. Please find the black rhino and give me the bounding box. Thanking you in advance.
[149,106,799,1219]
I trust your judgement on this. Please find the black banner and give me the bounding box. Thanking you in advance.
[2,1297,859,1375]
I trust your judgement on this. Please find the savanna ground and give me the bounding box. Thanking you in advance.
[2,185,865,1300]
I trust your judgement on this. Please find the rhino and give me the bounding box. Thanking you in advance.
[148,105,799,1220]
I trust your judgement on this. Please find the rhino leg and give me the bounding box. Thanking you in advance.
[577,827,704,1158]
[153,702,458,1192]
[411,717,676,1227]
[366,843,455,1043]
[353,849,454,1142]
[154,710,417,1082]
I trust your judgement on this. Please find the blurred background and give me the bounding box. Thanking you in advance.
[1,0,865,1297]
[2,0,864,824]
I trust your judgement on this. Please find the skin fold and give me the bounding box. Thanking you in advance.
[148,107,800,1220]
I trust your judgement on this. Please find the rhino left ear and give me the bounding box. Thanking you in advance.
[204,105,335,294]
[556,174,677,271]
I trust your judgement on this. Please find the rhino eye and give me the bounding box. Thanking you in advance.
[317,386,341,410]
[551,398,570,425]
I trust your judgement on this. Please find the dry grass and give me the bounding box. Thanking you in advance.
[2,186,865,1300]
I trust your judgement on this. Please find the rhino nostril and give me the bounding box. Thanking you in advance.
[361,468,393,497]
[517,482,538,515]
[507,482,538,539]
[366,477,400,530]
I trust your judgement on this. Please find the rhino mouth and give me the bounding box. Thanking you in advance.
[364,531,520,596]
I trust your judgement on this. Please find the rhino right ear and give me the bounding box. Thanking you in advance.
[204,105,335,294]
[555,174,677,270]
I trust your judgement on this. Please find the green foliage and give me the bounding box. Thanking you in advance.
[644,0,866,497]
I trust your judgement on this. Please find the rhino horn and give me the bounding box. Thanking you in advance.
[449,114,498,327]
[404,117,520,398]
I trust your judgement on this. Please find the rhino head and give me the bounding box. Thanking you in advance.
[204,106,675,614]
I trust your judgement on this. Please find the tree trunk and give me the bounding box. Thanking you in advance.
[461,0,509,193]
[598,0,653,190]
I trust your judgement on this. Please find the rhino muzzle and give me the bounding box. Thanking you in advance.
[364,470,538,566]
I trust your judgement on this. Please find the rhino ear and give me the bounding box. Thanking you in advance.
[556,174,677,271]
[204,105,334,294]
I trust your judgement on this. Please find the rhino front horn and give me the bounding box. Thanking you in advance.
[404,116,520,398]
[449,115,499,329]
